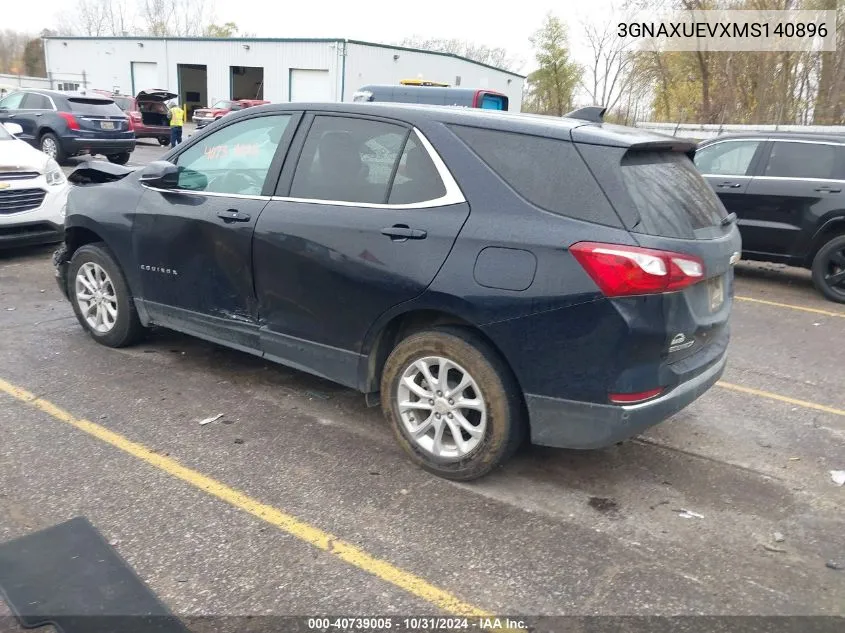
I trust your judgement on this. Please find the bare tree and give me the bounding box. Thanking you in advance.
[0,29,30,74]
[400,37,523,73]
[580,15,637,110]
[139,0,219,36]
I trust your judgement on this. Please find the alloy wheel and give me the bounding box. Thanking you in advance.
[41,136,58,159]
[75,262,119,333]
[396,356,487,460]
[822,245,845,297]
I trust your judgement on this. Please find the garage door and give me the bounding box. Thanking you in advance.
[131,62,159,94]
[289,69,332,102]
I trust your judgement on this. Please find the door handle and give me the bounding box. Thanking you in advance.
[814,186,842,193]
[216,209,251,223]
[381,224,427,241]
[716,181,742,189]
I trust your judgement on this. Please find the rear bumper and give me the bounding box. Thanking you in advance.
[62,137,136,156]
[525,352,727,449]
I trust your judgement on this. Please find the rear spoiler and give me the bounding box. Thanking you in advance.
[67,160,135,185]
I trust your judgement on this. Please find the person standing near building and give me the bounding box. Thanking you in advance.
[167,100,185,147]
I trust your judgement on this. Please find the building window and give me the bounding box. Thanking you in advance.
[57,82,80,91]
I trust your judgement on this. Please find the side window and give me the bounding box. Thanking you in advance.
[21,93,51,109]
[0,92,26,110]
[388,132,447,204]
[290,116,407,204]
[693,140,760,176]
[174,114,292,195]
[764,141,837,179]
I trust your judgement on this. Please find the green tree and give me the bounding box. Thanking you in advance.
[22,38,46,77]
[523,14,581,116]
[203,22,239,38]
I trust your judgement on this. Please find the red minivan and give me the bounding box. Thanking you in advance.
[110,89,177,146]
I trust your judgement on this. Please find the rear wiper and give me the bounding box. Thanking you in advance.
[721,212,737,226]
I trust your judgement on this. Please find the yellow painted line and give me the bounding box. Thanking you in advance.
[735,295,845,318]
[717,381,845,417]
[0,378,495,620]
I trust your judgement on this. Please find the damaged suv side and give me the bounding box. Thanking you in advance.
[54,103,740,480]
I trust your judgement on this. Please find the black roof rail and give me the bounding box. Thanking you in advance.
[564,105,606,123]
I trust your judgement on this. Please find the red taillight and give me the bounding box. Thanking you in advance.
[570,241,704,297]
[58,112,80,130]
[608,388,664,404]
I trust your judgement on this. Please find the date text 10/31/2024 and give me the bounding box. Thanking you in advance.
[306,617,528,631]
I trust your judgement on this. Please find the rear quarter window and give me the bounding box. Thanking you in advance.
[450,125,622,227]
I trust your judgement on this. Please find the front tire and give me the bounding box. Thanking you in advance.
[381,327,525,480]
[811,234,845,303]
[40,132,66,164]
[68,243,145,347]
[107,152,131,165]
[159,137,171,146]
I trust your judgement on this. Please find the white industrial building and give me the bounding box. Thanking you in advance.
[42,37,525,116]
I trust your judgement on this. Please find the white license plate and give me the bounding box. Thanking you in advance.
[708,276,725,312]
[100,121,115,130]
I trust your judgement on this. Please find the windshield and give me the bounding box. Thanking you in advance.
[212,101,235,109]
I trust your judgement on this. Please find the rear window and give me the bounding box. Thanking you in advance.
[67,98,124,116]
[450,125,622,227]
[621,151,727,237]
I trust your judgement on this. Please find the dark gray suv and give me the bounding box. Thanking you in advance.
[0,89,135,165]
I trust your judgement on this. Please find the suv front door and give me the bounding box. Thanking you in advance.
[133,111,299,349]
[15,92,53,144]
[743,140,845,260]
[253,113,469,387]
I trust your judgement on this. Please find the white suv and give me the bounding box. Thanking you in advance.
[0,122,69,248]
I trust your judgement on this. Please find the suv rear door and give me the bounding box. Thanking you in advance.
[253,112,468,387]
[15,92,54,144]
[742,139,845,259]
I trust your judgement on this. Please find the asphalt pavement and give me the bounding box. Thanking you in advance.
[2,141,844,626]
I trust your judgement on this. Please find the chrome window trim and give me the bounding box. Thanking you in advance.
[140,185,271,201]
[140,127,464,208]
[751,175,845,184]
[273,126,465,209]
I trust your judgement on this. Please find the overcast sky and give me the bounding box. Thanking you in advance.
[4,0,622,73]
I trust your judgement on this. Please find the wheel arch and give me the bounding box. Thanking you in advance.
[359,306,521,398]
[806,215,845,267]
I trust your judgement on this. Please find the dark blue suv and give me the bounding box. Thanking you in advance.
[0,89,135,165]
[53,103,741,480]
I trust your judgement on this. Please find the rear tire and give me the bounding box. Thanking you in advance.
[40,132,66,164]
[381,327,525,481]
[159,137,170,146]
[811,234,845,304]
[68,243,145,347]
[107,152,131,165]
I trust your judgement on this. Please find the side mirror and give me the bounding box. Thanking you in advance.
[2,122,23,136]
[138,160,179,189]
